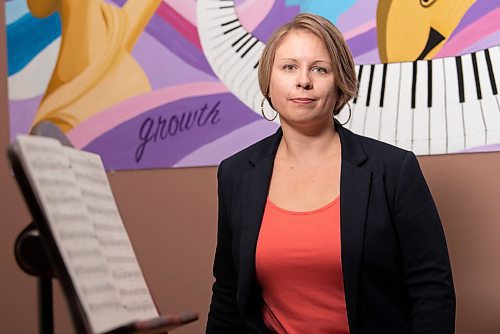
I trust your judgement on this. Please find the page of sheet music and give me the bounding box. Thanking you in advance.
[64,147,159,321]
[15,135,129,334]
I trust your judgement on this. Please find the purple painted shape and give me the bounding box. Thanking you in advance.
[251,0,300,42]
[461,32,500,55]
[346,28,377,58]
[109,0,126,7]
[337,0,378,33]
[460,143,500,153]
[109,0,215,76]
[175,119,279,167]
[9,95,42,141]
[132,32,217,90]
[449,0,500,40]
[145,14,215,76]
[354,48,380,65]
[84,93,262,170]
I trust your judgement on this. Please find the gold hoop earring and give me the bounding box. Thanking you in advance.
[336,103,352,126]
[261,97,278,121]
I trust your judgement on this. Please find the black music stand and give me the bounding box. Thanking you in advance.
[14,121,73,334]
[11,121,198,333]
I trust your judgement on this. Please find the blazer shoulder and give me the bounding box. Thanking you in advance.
[361,135,408,160]
[343,128,412,169]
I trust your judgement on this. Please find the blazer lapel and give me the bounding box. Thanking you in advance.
[338,125,371,334]
[237,129,282,314]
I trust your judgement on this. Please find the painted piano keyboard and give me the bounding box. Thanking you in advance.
[197,0,500,155]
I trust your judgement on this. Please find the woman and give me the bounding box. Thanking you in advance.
[207,13,455,334]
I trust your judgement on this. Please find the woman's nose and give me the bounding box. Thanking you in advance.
[296,71,312,89]
[296,80,312,89]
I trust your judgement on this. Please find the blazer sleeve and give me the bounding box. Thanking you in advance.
[393,151,456,334]
[206,162,246,333]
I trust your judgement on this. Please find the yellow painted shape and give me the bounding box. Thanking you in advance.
[377,0,476,62]
[29,0,161,132]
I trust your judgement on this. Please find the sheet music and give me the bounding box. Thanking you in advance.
[64,147,158,321]
[14,135,157,333]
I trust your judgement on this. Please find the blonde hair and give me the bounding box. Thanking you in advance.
[258,13,357,115]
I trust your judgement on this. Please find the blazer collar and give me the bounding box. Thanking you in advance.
[238,125,371,334]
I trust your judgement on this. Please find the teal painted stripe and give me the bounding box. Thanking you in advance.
[7,13,61,76]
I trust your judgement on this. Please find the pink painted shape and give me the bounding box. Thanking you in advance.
[435,8,500,58]
[237,0,274,32]
[67,82,228,148]
[343,20,376,40]
[157,1,201,49]
[163,0,196,26]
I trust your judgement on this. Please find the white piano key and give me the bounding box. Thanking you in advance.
[476,50,500,144]
[212,31,247,72]
[198,0,267,118]
[379,63,401,146]
[481,95,500,144]
[414,60,428,109]
[444,57,465,153]
[429,58,447,154]
[351,65,369,135]
[228,41,261,88]
[364,64,383,140]
[461,53,487,149]
[489,46,500,118]
[395,62,413,151]
[476,50,494,97]
[344,65,360,130]
[489,46,500,93]
[413,60,430,155]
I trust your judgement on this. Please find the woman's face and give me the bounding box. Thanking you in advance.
[268,30,337,129]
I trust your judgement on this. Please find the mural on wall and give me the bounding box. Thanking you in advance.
[5,0,500,170]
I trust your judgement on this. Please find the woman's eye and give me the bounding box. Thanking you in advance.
[312,67,328,74]
[282,64,296,71]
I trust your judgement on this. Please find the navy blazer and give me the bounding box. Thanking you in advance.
[207,125,455,334]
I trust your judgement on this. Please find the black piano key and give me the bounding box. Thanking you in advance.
[223,24,241,35]
[254,61,259,69]
[241,39,258,58]
[235,35,253,53]
[485,49,498,95]
[220,5,235,9]
[471,52,482,100]
[411,61,417,109]
[455,56,465,103]
[379,63,388,108]
[427,60,432,108]
[366,65,375,107]
[353,65,363,104]
[232,32,249,47]
[221,18,238,27]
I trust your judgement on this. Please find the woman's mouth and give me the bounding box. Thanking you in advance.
[290,97,316,104]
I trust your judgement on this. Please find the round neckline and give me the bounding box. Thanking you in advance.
[266,195,340,215]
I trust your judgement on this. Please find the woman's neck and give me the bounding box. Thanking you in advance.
[278,121,341,167]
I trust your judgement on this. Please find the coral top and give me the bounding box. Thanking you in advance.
[255,196,349,334]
